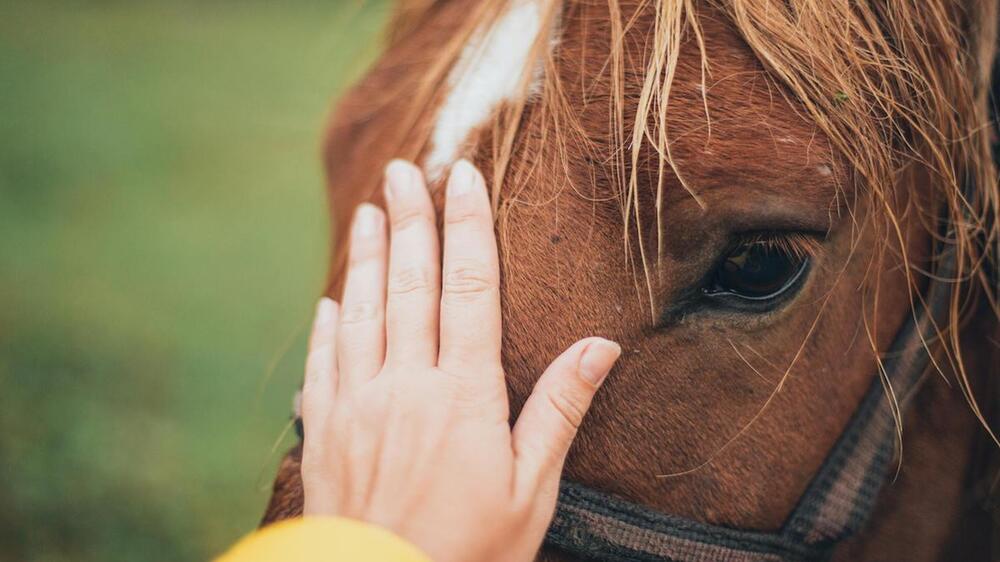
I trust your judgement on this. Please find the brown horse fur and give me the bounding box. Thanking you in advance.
[262,1,1000,560]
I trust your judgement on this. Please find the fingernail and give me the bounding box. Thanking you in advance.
[447,159,478,197]
[314,297,336,328]
[579,339,621,386]
[353,203,380,237]
[384,159,417,201]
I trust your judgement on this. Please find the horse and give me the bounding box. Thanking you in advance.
[262,1,1000,560]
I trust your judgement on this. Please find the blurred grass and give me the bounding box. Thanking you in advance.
[0,1,388,560]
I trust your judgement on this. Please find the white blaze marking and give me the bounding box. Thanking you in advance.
[424,0,550,181]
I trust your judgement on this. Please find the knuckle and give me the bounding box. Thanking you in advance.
[442,261,497,298]
[305,341,332,365]
[388,266,434,296]
[391,207,434,231]
[445,206,486,226]
[446,370,506,407]
[339,301,379,325]
[545,388,587,432]
[348,245,380,267]
[352,391,389,423]
[308,326,334,351]
[302,358,327,389]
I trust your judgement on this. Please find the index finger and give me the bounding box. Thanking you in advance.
[437,160,502,373]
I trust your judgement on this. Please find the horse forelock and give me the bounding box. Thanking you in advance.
[386,0,999,436]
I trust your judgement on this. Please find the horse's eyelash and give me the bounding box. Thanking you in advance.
[733,232,822,259]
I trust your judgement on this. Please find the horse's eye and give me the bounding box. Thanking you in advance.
[704,238,810,301]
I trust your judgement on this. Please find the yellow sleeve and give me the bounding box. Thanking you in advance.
[216,517,433,562]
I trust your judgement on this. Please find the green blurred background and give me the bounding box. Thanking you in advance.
[0,2,389,560]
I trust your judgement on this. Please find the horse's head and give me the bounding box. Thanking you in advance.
[265,1,1000,559]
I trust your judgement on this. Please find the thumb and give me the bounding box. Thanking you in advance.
[511,337,621,488]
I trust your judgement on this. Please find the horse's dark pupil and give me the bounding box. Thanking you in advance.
[718,244,799,298]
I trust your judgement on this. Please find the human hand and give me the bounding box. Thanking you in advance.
[299,159,620,562]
